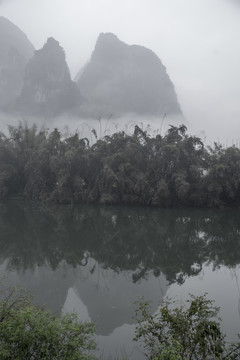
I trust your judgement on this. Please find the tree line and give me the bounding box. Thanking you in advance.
[0,123,240,207]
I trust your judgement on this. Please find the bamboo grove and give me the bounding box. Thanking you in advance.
[0,123,240,208]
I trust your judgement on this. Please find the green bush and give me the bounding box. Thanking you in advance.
[0,286,96,360]
[134,294,240,360]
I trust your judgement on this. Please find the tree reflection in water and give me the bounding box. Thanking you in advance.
[0,201,239,284]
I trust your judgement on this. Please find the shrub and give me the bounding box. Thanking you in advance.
[0,286,96,360]
[134,294,240,360]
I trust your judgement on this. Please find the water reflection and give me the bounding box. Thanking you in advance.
[1,201,240,282]
[62,259,167,335]
[0,201,240,358]
[166,264,240,343]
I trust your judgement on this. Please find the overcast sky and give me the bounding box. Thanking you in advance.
[1,0,240,143]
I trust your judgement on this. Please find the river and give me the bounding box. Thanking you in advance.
[0,201,240,359]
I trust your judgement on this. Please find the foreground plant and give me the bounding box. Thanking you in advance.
[0,285,96,360]
[134,294,240,360]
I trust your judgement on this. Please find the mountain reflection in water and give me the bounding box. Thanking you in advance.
[0,201,240,358]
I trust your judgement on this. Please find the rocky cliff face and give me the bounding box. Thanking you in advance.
[15,37,82,116]
[0,16,34,108]
[77,33,182,117]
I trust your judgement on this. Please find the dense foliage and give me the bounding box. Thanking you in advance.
[0,285,96,360]
[134,294,240,360]
[1,123,240,207]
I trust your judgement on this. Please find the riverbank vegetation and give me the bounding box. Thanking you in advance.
[134,294,240,360]
[1,123,240,207]
[0,285,96,360]
[1,285,240,360]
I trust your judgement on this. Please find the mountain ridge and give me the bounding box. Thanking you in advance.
[77,32,182,118]
[0,16,34,108]
[0,18,183,121]
[12,37,83,117]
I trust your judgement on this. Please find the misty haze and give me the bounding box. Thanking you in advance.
[0,1,240,359]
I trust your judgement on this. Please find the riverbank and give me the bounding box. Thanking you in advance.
[1,123,240,208]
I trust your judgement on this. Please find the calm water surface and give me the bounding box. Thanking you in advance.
[0,201,240,359]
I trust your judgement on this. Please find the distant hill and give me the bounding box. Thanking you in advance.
[0,18,183,122]
[13,37,83,117]
[0,16,34,108]
[76,33,182,118]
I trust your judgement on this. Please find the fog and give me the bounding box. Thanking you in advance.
[0,111,187,147]
[1,0,240,143]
